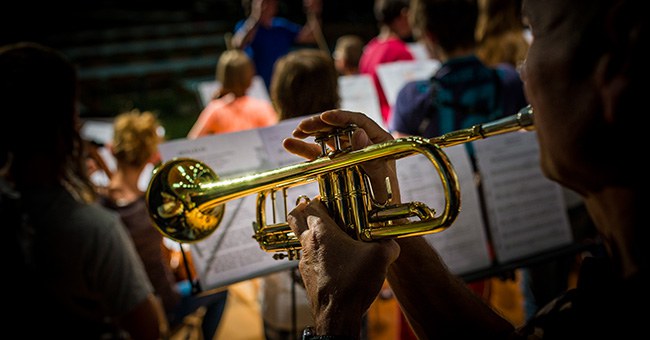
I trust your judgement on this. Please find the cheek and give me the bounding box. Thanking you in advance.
[334,58,344,70]
[534,115,570,186]
[523,49,547,107]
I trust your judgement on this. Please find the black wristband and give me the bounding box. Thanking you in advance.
[301,326,356,340]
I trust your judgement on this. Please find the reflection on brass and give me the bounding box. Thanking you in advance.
[146,106,534,260]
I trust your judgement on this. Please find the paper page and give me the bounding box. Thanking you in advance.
[407,42,430,60]
[197,75,270,108]
[396,144,491,275]
[376,59,441,107]
[338,74,386,130]
[473,131,573,263]
[80,119,114,145]
[159,129,269,177]
[258,116,312,167]
[80,119,117,188]
[157,121,317,290]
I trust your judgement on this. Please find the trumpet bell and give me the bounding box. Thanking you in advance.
[146,158,225,242]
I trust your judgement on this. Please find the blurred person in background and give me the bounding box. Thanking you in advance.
[100,109,228,339]
[333,34,365,76]
[359,0,415,124]
[187,49,278,138]
[476,0,529,69]
[231,0,327,91]
[2,41,167,339]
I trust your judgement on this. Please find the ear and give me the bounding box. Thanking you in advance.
[595,53,628,123]
[595,1,641,124]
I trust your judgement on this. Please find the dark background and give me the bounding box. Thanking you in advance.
[1,0,378,139]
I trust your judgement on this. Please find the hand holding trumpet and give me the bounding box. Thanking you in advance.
[283,110,401,338]
[282,109,401,206]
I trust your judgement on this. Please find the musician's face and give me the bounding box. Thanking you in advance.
[520,0,606,194]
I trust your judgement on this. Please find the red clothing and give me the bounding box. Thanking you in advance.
[188,94,278,138]
[359,37,414,123]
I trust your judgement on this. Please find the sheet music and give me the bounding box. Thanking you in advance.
[397,145,491,275]
[473,131,573,263]
[338,74,386,130]
[80,119,113,145]
[80,119,116,187]
[376,59,441,107]
[157,120,319,290]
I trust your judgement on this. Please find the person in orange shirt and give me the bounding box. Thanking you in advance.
[187,49,278,138]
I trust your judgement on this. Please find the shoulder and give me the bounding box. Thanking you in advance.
[368,38,414,61]
[240,97,279,122]
[69,202,136,248]
[203,96,236,115]
[41,189,122,236]
[271,17,302,32]
[239,96,274,110]
[393,80,434,119]
[203,97,226,112]
[397,79,433,103]
[386,38,412,53]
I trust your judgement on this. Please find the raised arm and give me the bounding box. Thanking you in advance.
[297,0,329,52]
[231,0,264,49]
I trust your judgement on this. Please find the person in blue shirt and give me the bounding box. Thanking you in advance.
[231,0,327,91]
[389,0,527,139]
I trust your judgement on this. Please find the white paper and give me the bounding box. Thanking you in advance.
[157,120,320,290]
[338,74,386,131]
[376,59,441,107]
[80,119,113,145]
[473,131,573,263]
[397,144,491,275]
[407,42,431,60]
[81,119,117,188]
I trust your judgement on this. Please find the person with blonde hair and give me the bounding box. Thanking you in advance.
[187,49,278,138]
[476,0,529,68]
[101,109,228,339]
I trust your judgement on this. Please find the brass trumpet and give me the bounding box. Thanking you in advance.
[146,106,534,260]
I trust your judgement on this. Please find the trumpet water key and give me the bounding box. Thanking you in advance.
[146,106,535,260]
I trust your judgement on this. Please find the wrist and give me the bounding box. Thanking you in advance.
[312,308,362,339]
[245,17,259,29]
[302,326,357,340]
